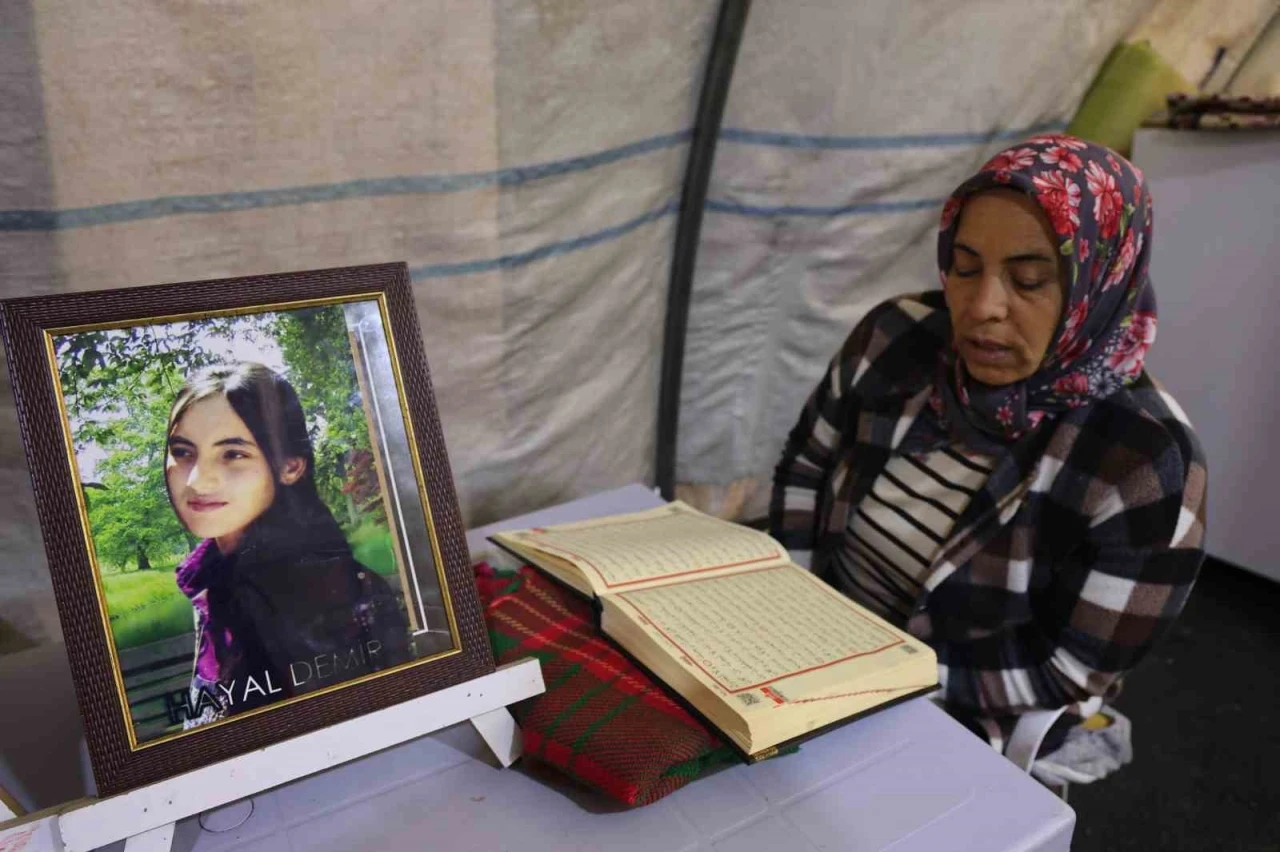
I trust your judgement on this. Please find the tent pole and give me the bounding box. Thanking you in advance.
[655,0,751,500]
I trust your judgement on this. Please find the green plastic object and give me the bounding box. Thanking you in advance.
[1067,40,1193,155]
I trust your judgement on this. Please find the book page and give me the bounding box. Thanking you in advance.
[612,564,909,694]
[494,501,786,591]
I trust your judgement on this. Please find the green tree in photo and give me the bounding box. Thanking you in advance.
[60,328,228,574]
[57,320,235,449]
[269,306,385,534]
[56,307,400,651]
[83,389,194,573]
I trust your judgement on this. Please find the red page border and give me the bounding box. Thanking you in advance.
[616,565,905,694]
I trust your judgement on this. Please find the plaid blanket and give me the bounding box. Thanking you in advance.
[474,562,740,806]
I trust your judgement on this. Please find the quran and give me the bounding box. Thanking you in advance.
[489,501,938,760]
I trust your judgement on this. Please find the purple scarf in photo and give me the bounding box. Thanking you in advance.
[174,539,240,685]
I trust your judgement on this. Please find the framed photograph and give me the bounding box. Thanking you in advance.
[0,263,493,795]
[0,780,22,821]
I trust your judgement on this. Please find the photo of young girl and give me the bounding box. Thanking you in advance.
[51,298,457,745]
[167,363,411,728]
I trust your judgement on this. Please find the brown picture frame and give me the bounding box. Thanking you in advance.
[0,263,494,795]
[0,780,23,819]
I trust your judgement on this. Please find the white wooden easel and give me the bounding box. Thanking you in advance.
[0,658,543,852]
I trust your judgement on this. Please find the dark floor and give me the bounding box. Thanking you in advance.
[1070,557,1280,851]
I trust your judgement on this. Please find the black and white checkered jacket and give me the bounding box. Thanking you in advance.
[769,291,1207,749]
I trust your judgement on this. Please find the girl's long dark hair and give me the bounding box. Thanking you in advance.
[166,362,350,563]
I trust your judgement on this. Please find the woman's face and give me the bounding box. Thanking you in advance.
[165,395,302,552]
[943,190,1065,386]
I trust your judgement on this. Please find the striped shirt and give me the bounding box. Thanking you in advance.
[771,291,1207,752]
[832,445,995,625]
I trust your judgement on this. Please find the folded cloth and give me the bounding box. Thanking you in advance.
[1146,94,1280,130]
[474,562,740,807]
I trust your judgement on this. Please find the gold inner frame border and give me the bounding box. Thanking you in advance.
[42,291,462,752]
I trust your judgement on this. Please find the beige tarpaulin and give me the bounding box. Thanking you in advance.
[0,0,716,647]
[673,0,1157,521]
[0,0,1166,647]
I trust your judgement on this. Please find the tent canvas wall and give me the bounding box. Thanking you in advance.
[0,0,1161,649]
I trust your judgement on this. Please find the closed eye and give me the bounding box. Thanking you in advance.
[952,243,982,278]
[1009,260,1055,292]
[1013,278,1049,291]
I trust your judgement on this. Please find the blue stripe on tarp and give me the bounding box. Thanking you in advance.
[717,120,1068,150]
[0,122,1074,232]
[0,131,691,232]
[706,197,944,217]
[409,200,680,279]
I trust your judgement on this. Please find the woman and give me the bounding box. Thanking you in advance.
[166,362,411,727]
[770,135,1207,774]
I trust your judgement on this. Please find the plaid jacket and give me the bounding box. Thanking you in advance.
[769,291,1208,749]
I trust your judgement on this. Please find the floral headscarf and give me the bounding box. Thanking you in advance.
[931,133,1157,446]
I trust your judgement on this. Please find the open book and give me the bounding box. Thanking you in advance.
[489,501,938,761]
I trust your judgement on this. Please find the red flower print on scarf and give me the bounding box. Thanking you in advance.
[940,196,963,230]
[1104,228,1143,290]
[1091,251,1106,284]
[1026,410,1046,430]
[983,146,1037,183]
[1106,152,1123,174]
[1056,296,1090,366]
[996,404,1014,427]
[1057,337,1089,368]
[1086,161,1123,240]
[1107,311,1157,380]
[1041,145,1083,173]
[983,147,1037,174]
[1053,372,1090,396]
[1079,238,1090,260]
[1029,134,1087,150]
[1061,296,1089,342]
[1031,171,1081,237]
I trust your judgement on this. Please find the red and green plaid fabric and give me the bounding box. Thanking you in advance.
[474,562,738,807]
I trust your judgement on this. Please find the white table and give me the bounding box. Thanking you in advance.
[2,484,1074,851]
